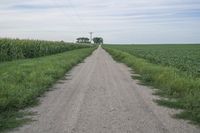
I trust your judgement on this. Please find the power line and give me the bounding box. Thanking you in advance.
[67,0,85,24]
[50,0,95,40]
[50,0,87,28]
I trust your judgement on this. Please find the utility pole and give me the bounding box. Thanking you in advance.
[89,32,93,43]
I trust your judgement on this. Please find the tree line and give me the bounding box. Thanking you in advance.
[76,37,103,44]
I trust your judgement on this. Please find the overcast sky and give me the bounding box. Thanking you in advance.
[0,0,200,44]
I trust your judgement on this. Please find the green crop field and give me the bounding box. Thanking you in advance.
[103,44,200,124]
[104,45,200,77]
[0,38,90,62]
[0,38,96,132]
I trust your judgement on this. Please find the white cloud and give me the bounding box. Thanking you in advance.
[0,0,200,43]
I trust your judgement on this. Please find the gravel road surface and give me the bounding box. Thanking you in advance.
[12,46,200,133]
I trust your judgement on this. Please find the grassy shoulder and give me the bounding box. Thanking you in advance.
[0,47,96,132]
[103,46,200,125]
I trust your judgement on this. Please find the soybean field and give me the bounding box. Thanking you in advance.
[105,44,200,77]
[103,44,200,125]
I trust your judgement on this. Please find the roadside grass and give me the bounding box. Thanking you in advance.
[103,46,200,125]
[0,111,33,133]
[0,47,96,132]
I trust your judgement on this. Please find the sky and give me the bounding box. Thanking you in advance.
[0,0,200,44]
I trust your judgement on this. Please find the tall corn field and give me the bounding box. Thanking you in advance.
[0,38,90,62]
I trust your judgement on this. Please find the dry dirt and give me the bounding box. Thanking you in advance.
[12,46,200,133]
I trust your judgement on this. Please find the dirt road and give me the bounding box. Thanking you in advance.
[12,46,199,133]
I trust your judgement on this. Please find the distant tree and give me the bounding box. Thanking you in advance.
[93,37,103,44]
[60,40,65,44]
[76,37,90,43]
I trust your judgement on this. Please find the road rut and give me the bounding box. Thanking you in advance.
[12,46,200,133]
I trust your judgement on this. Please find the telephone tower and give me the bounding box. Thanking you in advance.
[89,32,93,43]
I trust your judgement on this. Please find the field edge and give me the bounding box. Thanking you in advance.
[102,46,200,125]
[0,47,97,132]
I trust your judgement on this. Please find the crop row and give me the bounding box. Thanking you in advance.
[105,45,200,77]
[0,38,91,62]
